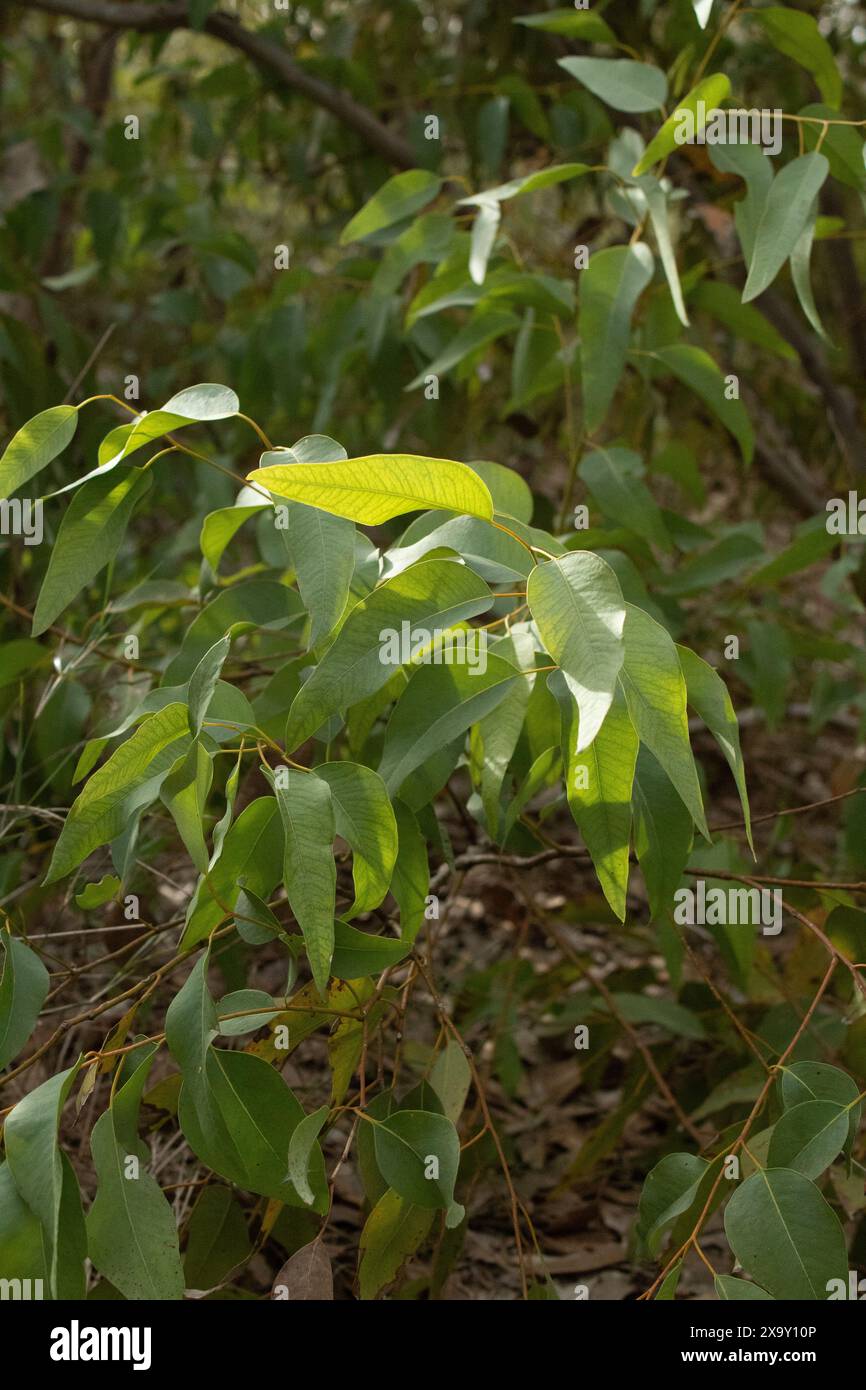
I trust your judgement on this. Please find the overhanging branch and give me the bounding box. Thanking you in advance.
[18,0,416,169]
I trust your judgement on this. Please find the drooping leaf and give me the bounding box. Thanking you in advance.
[677,646,752,852]
[619,606,707,837]
[751,8,841,107]
[378,654,520,796]
[742,154,830,303]
[32,465,152,635]
[724,1168,847,1300]
[287,1105,330,1206]
[314,762,398,917]
[183,1185,252,1290]
[632,747,694,920]
[390,800,429,943]
[87,1043,185,1300]
[766,1100,849,1179]
[373,1110,462,1214]
[644,345,754,465]
[636,1152,709,1256]
[579,244,654,432]
[555,677,637,922]
[358,1188,434,1300]
[285,559,492,750]
[271,769,336,994]
[528,552,626,754]
[578,447,670,550]
[4,1061,87,1298]
[0,930,50,1071]
[45,703,191,884]
[430,1041,472,1125]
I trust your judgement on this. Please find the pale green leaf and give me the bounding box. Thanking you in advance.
[558,57,667,113]
[527,552,626,753]
[724,1167,847,1300]
[340,170,442,244]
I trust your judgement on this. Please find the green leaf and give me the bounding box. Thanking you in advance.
[708,142,774,266]
[188,635,231,737]
[314,762,398,917]
[528,552,626,753]
[217,989,279,1036]
[558,57,667,113]
[391,800,429,943]
[182,795,283,948]
[459,162,592,208]
[331,920,410,979]
[767,1100,849,1179]
[715,1274,775,1301]
[632,74,731,175]
[32,465,152,635]
[555,679,637,922]
[742,154,830,303]
[273,769,336,993]
[405,310,521,390]
[87,1043,185,1300]
[690,280,797,360]
[677,646,752,853]
[105,383,239,468]
[724,1168,847,1300]
[167,955,326,1207]
[779,1061,861,1154]
[620,605,707,837]
[0,1162,46,1281]
[250,452,494,526]
[645,344,754,465]
[272,434,356,648]
[637,1152,708,1256]
[430,1041,472,1125]
[378,654,520,796]
[160,742,214,876]
[183,1185,252,1290]
[285,559,492,750]
[234,886,283,946]
[358,1188,434,1300]
[0,405,78,500]
[477,633,535,836]
[0,930,49,1071]
[287,1105,329,1206]
[181,1050,328,1209]
[579,446,670,550]
[200,503,265,571]
[801,105,866,190]
[751,8,841,107]
[0,638,49,688]
[4,1061,87,1298]
[610,992,705,1040]
[515,9,616,43]
[633,747,694,919]
[790,199,831,343]
[579,244,654,432]
[373,1110,462,1213]
[46,703,191,884]
[340,170,442,244]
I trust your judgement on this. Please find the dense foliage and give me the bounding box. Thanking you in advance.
[2,0,866,1302]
